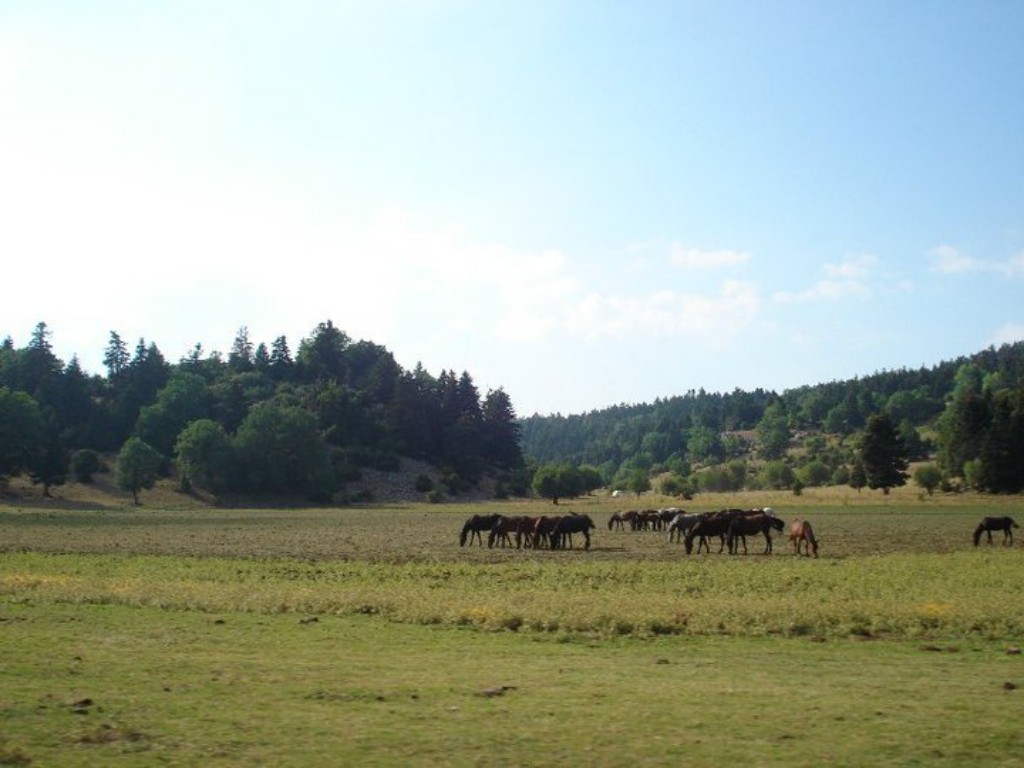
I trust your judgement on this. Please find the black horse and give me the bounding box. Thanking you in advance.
[727,513,785,555]
[684,511,737,555]
[460,514,500,547]
[973,516,1019,546]
[550,514,596,550]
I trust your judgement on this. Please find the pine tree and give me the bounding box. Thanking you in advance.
[859,412,909,494]
[228,326,254,372]
[481,388,523,469]
[104,331,130,378]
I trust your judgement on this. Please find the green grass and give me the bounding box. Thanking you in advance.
[1,494,1023,765]
[1,601,1021,767]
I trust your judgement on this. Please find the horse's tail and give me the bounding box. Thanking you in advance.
[973,523,984,546]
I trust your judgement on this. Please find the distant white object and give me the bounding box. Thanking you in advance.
[763,507,774,516]
[611,489,624,498]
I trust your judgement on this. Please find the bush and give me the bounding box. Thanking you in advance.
[414,474,434,493]
[831,465,850,486]
[913,464,943,496]
[797,460,831,487]
[442,473,471,495]
[426,489,445,504]
[71,449,103,483]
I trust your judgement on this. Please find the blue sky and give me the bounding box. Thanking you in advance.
[3,1,1022,416]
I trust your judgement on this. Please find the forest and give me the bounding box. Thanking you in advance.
[2,320,1023,504]
[0,321,526,502]
[520,340,1024,498]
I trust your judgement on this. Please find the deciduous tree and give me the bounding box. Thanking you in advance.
[116,437,163,505]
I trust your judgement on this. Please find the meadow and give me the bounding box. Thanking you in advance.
[1,487,1022,765]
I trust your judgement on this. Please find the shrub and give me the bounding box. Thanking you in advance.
[913,464,943,496]
[797,459,831,487]
[414,474,434,493]
[71,449,103,483]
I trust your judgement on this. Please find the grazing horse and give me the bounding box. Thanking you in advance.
[666,512,702,543]
[789,518,819,557]
[728,513,786,555]
[460,514,500,547]
[973,516,1019,546]
[551,514,596,550]
[684,511,737,555]
[530,516,562,549]
[635,509,662,530]
[615,510,641,530]
[488,516,530,549]
[683,509,768,554]
[608,511,625,531]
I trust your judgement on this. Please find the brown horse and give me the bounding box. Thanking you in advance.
[684,510,740,554]
[488,516,530,549]
[609,510,642,531]
[789,518,819,557]
[459,514,500,547]
[530,516,563,549]
[684,509,765,554]
[666,512,702,543]
[727,513,785,555]
[973,516,1019,546]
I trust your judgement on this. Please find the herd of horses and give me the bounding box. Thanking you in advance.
[460,513,597,550]
[461,509,1020,556]
[459,507,820,557]
[609,506,820,557]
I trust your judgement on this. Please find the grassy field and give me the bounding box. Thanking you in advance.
[1,485,1022,765]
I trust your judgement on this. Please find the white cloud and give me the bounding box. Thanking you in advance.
[929,245,984,274]
[669,247,751,270]
[988,324,1024,348]
[1005,252,1024,278]
[823,253,877,280]
[772,254,877,304]
[561,279,760,342]
[929,245,1024,278]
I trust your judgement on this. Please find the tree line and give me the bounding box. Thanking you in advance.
[521,341,1024,498]
[1,321,526,502]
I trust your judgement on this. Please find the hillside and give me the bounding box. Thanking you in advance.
[0,456,498,510]
[519,340,1024,494]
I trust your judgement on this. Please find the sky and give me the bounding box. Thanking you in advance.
[2,1,1023,417]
